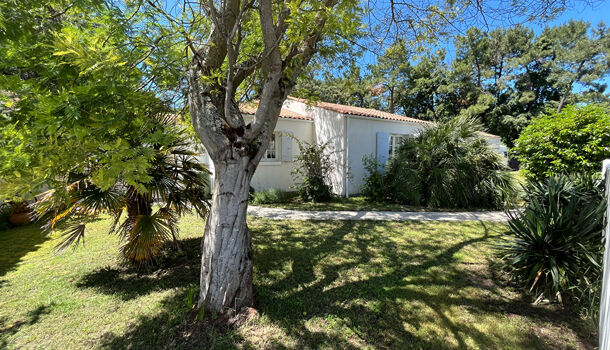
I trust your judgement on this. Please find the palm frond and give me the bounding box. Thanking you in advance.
[55,223,87,254]
[75,184,124,215]
[118,212,173,264]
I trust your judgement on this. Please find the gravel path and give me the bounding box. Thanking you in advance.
[248,206,511,222]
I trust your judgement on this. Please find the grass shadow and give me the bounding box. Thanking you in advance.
[0,224,49,281]
[90,219,595,349]
[0,303,54,348]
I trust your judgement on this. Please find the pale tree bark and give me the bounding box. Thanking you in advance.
[199,157,255,310]
[185,0,337,313]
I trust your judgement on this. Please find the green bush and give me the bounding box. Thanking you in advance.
[360,156,387,201]
[513,104,610,180]
[362,115,517,209]
[251,189,294,205]
[292,140,334,202]
[501,174,605,316]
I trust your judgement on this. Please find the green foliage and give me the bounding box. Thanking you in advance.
[294,63,378,108]
[541,20,610,112]
[360,156,387,201]
[0,0,188,200]
[0,1,208,265]
[34,126,211,265]
[362,116,516,209]
[513,104,610,179]
[291,139,334,202]
[298,21,609,147]
[501,174,605,316]
[251,189,294,205]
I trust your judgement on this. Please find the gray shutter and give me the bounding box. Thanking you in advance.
[281,132,293,162]
[376,131,389,167]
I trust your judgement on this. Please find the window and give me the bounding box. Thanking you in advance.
[388,134,407,159]
[264,133,279,160]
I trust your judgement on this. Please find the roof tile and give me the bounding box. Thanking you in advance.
[286,96,501,139]
[239,102,312,121]
[287,96,432,125]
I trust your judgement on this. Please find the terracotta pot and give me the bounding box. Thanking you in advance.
[9,212,31,225]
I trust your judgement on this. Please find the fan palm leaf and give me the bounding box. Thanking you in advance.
[35,123,210,265]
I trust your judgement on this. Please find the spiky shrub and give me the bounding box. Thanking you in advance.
[34,126,210,265]
[291,139,334,202]
[367,115,517,209]
[501,174,605,315]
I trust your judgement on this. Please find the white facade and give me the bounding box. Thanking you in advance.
[204,98,506,196]
[251,117,314,191]
[344,116,423,196]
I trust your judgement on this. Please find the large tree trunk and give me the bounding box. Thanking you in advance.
[185,0,329,313]
[188,64,283,313]
[198,156,255,311]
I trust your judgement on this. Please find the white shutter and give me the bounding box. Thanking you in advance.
[281,132,293,162]
[376,131,389,167]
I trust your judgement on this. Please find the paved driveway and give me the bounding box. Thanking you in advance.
[248,206,511,222]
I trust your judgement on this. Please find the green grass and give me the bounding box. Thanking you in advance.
[252,196,499,212]
[508,170,528,187]
[0,214,596,349]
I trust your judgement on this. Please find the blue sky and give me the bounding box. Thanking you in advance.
[357,0,610,67]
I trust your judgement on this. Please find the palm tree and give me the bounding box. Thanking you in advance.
[34,120,210,265]
[386,115,517,209]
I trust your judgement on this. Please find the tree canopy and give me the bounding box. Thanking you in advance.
[295,20,610,147]
[0,0,187,200]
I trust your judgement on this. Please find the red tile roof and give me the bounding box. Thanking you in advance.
[287,96,432,125]
[286,96,501,139]
[239,101,312,121]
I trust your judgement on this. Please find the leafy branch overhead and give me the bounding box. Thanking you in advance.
[183,0,362,162]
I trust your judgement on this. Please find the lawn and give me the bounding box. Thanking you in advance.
[0,214,596,349]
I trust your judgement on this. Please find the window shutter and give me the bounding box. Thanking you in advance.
[281,132,293,162]
[376,131,389,167]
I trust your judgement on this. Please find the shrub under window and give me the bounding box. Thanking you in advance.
[362,115,516,209]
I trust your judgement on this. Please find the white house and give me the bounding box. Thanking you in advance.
[203,97,507,197]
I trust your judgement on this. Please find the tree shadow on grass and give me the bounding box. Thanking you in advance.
[0,216,106,285]
[251,219,596,349]
[0,224,49,282]
[0,303,54,348]
[76,242,200,301]
[86,219,595,349]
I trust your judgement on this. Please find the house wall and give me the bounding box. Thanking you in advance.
[284,99,347,196]
[250,117,314,192]
[346,116,425,196]
[486,137,507,158]
[312,109,346,196]
[200,98,507,198]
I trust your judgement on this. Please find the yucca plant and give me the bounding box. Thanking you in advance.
[501,174,605,313]
[34,123,210,265]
